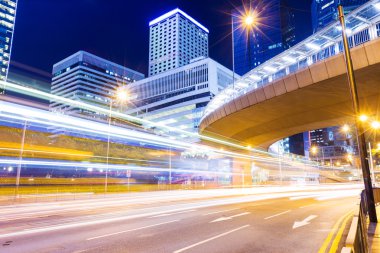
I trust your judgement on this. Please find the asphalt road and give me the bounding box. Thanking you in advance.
[0,185,361,253]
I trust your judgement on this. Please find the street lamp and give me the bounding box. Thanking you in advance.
[311,146,320,168]
[231,9,257,91]
[359,114,369,122]
[371,120,380,130]
[105,86,130,193]
[342,124,350,133]
[338,5,377,222]
[15,120,27,199]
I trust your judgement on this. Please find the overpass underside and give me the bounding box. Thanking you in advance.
[200,39,380,150]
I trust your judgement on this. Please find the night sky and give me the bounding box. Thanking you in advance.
[11,0,313,76]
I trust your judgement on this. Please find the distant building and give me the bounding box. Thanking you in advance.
[8,61,51,93]
[311,0,369,33]
[126,58,238,140]
[4,62,51,109]
[0,0,18,86]
[50,51,144,120]
[148,8,209,76]
[232,0,296,76]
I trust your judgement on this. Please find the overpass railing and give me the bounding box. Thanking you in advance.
[202,0,380,121]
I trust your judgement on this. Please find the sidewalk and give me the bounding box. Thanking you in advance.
[369,206,380,252]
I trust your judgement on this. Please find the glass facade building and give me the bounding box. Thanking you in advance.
[311,0,369,33]
[0,0,17,88]
[126,58,238,141]
[149,8,209,76]
[50,51,144,121]
[232,0,296,76]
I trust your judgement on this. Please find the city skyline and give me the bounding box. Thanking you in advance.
[11,0,312,76]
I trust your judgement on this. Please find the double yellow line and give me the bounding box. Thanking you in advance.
[318,209,355,253]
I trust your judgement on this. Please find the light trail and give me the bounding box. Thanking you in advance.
[0,147,169,165]
[0,158,242,176]
[0,99,354,178]
[0,100,317,167]
[0,81,275,155]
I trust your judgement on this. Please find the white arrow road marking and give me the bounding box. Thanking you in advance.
[264,210,291,220]
[210,212,250,223]
[292,215,318,229]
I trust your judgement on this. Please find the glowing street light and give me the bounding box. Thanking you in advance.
[359,114,368,122]
[243,13,255,27]
[115,86,130,103]
[311,146,318,155]
[371,121,380,130]
[342,124,350,133]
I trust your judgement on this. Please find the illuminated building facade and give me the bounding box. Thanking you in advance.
[149,8,209,76]
[0,0,18,86]
[312,0,369,33]
[50,51,144,120]
[127,57,237,141]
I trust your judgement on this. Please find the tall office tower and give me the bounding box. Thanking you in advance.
[0,0,17,87]
[50,51,144,120]
[148,8,209,76]
[126,58,237,141]
[232,0,295,76]
[312,0,369,33]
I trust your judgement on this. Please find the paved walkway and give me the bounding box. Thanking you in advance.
[369,207,380,252]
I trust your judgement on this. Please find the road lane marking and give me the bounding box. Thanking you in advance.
[292,215,318,229]
[328,211,354,253]
[210,212,250,223]
[202,208,240,216]
[289,194,322,200]
[173,225,250,253]
[299,204,316,209]
[86,220,179,240]
[150,210,195,218]
[264,210,291,220]
[318,210,354,253]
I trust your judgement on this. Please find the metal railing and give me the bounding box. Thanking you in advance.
[202,0,380,122]
[342,188,380,253]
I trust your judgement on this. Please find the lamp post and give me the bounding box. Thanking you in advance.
[15,120,27,198]
[338,5,377,222]
[105,86,129,194]
[369,142,376,186]
[311,146,319,168]
[231,9,257,91]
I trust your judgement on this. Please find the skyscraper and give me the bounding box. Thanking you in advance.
[0,0,18,85]
[148,8,209,76]
[232,0,295,76]
[50,51,144,120]
[311,0,369,33]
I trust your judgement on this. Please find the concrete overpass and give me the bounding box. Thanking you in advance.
[200,0,380,149]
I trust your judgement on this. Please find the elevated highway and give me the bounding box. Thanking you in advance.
[200,0,380,149]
